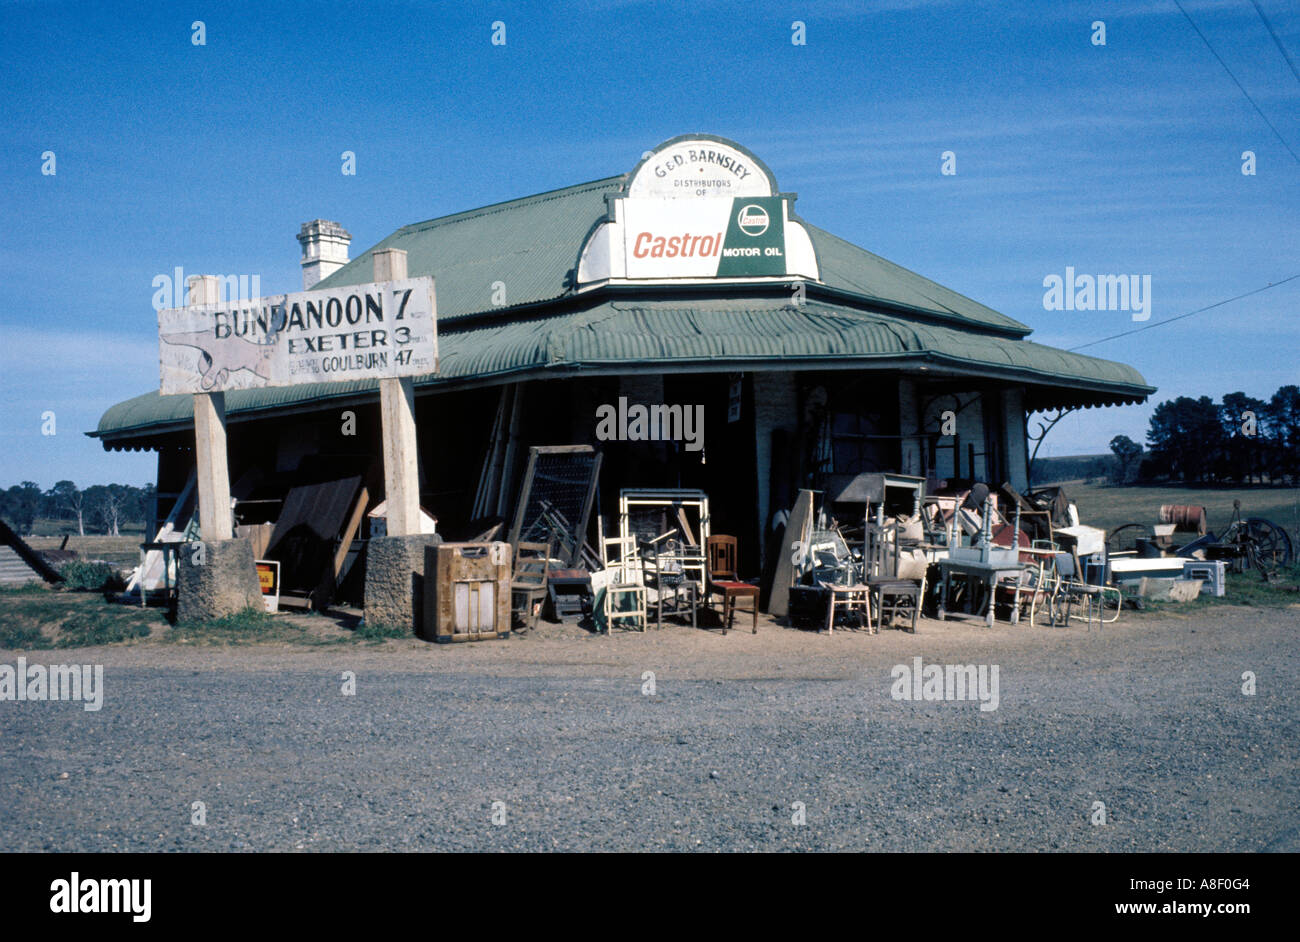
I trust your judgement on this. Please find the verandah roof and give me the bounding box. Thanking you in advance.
[92,293,1153,449]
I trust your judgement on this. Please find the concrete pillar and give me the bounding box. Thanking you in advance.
[176,539,264,624]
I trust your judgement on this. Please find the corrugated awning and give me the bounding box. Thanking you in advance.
[91,294,1153,448]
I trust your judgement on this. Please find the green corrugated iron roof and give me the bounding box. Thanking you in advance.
[93,296,1152,444]
[316,176,1032,336]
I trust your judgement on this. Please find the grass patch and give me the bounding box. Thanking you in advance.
[353,621,411,643]
[0,621,51,649]
[54,611,154,647]
[165,607,355,646]
[0,590,165,649]
[1202,565,1300,609]
[0,581,50,595]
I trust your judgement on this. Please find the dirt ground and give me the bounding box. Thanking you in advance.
[2,601,1297,852]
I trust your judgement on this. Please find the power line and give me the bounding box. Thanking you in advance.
[1249,0,1300,86]
[1067,273,1300,351]
[1172,0,1300,164]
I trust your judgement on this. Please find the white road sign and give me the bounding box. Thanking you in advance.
[158,277,436,395]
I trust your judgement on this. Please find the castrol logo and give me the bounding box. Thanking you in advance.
[737,204,770,237]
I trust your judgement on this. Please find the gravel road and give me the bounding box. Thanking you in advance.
[2,605,1297,852]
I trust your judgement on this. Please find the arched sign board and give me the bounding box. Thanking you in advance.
[577,135,820,286]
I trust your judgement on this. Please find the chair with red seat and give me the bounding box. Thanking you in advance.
[706,534,758,635]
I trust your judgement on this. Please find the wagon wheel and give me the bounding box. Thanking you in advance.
[1106,523,1150,555]
[1244,518,1293,579]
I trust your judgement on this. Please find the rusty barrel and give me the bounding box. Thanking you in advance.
[1159,504,1207,535]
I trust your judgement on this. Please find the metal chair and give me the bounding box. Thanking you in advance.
[642,535,698,629]
[1043,552,1121,629]
[706,534,758,634]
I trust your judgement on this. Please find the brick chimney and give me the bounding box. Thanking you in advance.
[297,219,352,290]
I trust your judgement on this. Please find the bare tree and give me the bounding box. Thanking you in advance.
[85,485,127,536]
[48,480,86,536]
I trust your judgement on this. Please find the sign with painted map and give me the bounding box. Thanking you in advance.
[158,277,437,395]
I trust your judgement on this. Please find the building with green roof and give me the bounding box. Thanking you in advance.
[93,135,1153,579]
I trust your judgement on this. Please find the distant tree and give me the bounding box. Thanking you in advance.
[1108,435,1142,485]
[1269,385,1300,484]
[83,484,131,536]
[1146,396,1225,483]
[45,480,86,536]
[1218,392,1267,483]
[1,482,43,534]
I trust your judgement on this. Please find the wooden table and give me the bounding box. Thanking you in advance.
[936,558,1027,627]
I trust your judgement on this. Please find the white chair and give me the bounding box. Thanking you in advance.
[600,535,647,632]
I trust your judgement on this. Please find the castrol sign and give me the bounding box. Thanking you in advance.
[623,196,790,279]
[577,134,820,285]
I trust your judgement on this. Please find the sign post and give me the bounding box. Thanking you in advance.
[372,248,421,537]
[158,261,438,628]
[188,275,234,542]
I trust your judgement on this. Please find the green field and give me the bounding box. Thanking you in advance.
[24,532,144,570]
[1061,482,1300,538]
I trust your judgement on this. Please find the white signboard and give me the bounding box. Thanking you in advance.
[577,135,820,285]
[159,277,436,395]
[628,138,774,201]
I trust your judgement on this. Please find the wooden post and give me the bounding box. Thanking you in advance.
[188,275,233,541]
[373,248,421,536]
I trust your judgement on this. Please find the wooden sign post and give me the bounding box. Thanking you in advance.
[372,248,421,537]
[188,275,234,542]
[158,256,437,629]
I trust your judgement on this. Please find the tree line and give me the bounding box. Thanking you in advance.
[1108,384,1300,485]
[0,481,154,536]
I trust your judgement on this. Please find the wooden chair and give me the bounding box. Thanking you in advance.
[510,538,553,631]
[706,535,758,634]
[601,535,648,632]
[865,520,922,632]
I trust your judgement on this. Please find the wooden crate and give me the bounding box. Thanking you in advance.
[422,542,511,643]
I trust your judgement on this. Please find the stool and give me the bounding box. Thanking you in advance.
[826,584,873,634]
[870,579,921,633]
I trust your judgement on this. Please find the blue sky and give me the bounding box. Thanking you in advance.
[1,0,1297,488]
